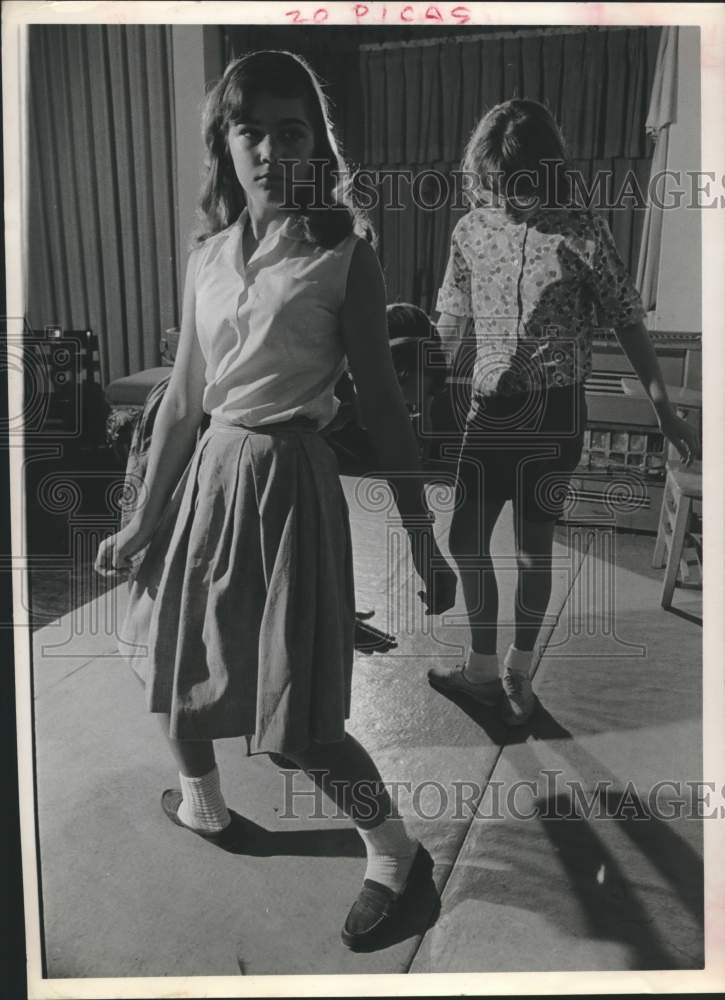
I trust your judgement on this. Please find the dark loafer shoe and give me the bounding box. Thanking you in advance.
[161,789,246,852]
[341,842,434,951]
[267,752,299,770]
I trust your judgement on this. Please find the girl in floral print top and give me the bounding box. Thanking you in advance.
[437,203,647,396]
[428,99,698,726]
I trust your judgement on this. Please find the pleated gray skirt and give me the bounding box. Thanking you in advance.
[118,417,356,754]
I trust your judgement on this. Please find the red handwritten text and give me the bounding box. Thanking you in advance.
[286,4,472,25]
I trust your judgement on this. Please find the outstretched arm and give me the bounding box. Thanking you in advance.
[95,251,207,576]
[340,240,456,614]
[340,240,430,520]
[615,320,699,465]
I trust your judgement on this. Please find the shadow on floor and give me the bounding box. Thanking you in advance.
[432,682,703,970]
[26,446,124,630]
[529,718,704,933]
[457,705,702,968]
[221,815,442,954]
[446,780,702,970]
[533,789,702,968]
[167,810,367,859]
[423,680,510,746]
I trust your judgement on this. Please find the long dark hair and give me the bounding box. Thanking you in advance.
[461,98,573,214]
[195,50,371,248]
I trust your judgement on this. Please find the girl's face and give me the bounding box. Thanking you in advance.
[227,93,316,211]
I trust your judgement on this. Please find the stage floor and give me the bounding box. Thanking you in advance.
[27,476,705,980]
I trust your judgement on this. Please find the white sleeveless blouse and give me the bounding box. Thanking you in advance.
[194,209,360,428]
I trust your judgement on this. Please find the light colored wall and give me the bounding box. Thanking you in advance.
[651,27,702,333]
[171,26,207,295]
[170,27,226,305]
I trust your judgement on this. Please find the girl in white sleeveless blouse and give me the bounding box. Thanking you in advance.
[96,51,456,951]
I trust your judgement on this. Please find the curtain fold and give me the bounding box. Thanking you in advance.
[402,45,421,166]
[541,33,565,117]
[26,25,179,385]
[362,48,386,164]
[440,42,463,163]
[559,32,587,150]
[384,48,405,165]
[459,39,482,145]
[418,46,440,164]
[503,37,522,99]
[521,34,543,101]
[359,26,660,313]
[480,37,505,110]
[636,26,679,311]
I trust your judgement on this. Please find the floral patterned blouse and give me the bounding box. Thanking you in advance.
[436,206,646,397]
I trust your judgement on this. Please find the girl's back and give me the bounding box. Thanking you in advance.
[440,203,645,396]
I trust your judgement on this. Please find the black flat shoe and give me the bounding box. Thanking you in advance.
[267,752,300,770]
[161,789,246,852]
[341,842,434,952]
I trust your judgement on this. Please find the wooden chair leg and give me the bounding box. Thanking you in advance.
[652,477,671,568]
[661,492,692,609]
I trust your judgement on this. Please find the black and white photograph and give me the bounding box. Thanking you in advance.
[3,1,724,996]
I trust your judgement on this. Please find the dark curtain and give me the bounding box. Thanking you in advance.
[26,25,179,385]
[360,27,661,313]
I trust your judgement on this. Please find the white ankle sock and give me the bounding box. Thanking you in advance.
[463,650,499,683]
[504,645,533,676]
[357,817,419,894]
[177,766,231,833]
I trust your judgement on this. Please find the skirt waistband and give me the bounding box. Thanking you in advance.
[208,415,319,435]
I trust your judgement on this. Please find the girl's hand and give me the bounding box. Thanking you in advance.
[657,410,699,466]
[407,526,458,615]
[418,563,458,616]
[354,610,398,654]
[94,521,153,579]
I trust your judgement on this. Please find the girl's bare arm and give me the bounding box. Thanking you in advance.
[340,240,429,522]
[340,239,456,614]
[126,251,208,537]
[616,320,699,464]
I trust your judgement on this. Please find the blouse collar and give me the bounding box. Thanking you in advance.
[237,207,308,245]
